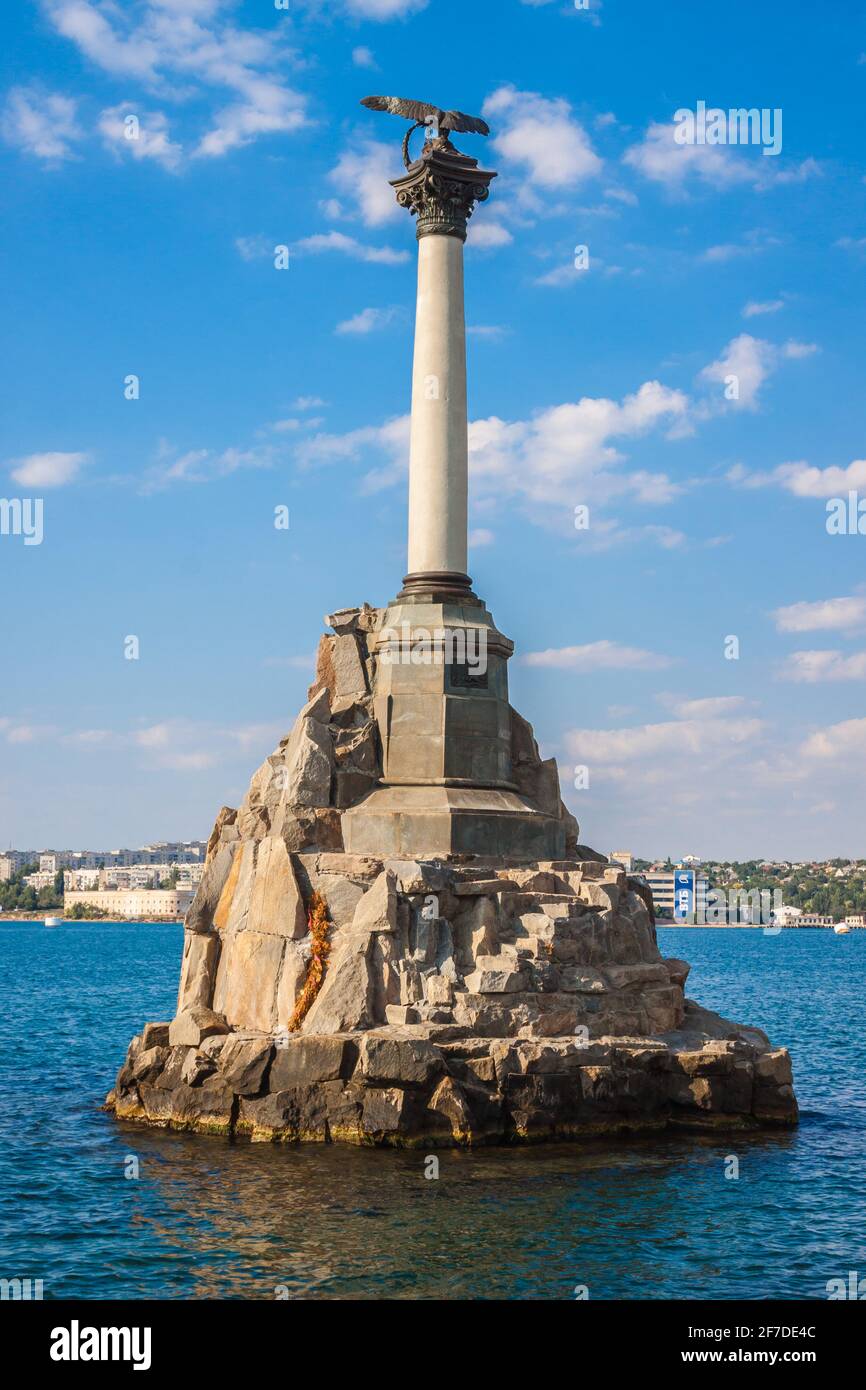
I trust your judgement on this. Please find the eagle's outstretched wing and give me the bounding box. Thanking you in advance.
[360,96,490,137]
[360,96,441,125]
[440,110,490,137]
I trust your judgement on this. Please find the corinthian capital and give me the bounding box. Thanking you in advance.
[390,146,497,242]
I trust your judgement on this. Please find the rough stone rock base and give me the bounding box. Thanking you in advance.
[106,1002,797,1147]
[104,601,798,1147]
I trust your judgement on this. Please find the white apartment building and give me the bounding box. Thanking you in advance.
[64,862,204,893]
[34,841,207,872]
[0,851,39,880]
[63,868,101,891]
[22,871,58,892]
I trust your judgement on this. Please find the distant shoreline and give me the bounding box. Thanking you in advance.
[0,913,851,932]
[0,912,184,924]
[656,922,848,931]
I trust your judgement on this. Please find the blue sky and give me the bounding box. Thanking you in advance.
[1,0,865,860]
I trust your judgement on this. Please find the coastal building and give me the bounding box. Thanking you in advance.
[772,906,834,928]
[64,889,194,919]
[609,850,634,872]
[844,914,866,928]
[640,869,710,920]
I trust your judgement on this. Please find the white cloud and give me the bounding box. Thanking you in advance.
[328,140,402,227]
[782,339,818,360]
[772,596,866,633]
[801,718,866,761]
[663,695,748,719]
[135,723,171,749]
[297,415,410,494]
[196,90,306,159]
[483,86,602,191]
[142,442,275,491]
[699,334,816,410]
[45,0,309,163]
[234,234,273,262]
[352,47,377,69]
[603,183,637,204]
[1,86,82,162]
[467,381,688,510]
[566,714,763,762]
[9,451,87,487]
[343,0,428,17]
[623,122,820,194]
[535,261,590,288]
[297,378,687,530]
[1,719,54,745]
[129,714,284,771]
[758,458,866,498]
[335,305,399,335]
[523,640,671,670]
[703,244,746,264]
[51,0,160,80]
[468,527,494,548]
[294,230,408,264]
[98,104,181,170]
[624,120,759,190]
[699,333,774,408]
[742,298,784,317]
[467,220,514,248]
[779,650,866,682]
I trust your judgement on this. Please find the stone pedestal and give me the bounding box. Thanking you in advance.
[341,591,565,860]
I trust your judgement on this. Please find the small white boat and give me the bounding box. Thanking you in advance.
[834,922,851,935]
[44,916,62,928]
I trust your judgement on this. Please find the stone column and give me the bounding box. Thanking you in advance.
[407,233,468,578]
[391,145,496,598]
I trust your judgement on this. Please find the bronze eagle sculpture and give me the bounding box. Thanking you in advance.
[360,96,490,167]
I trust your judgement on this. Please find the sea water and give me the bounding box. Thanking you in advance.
[0,921,863,1300]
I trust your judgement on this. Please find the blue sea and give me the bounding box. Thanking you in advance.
[1,920,864,1300]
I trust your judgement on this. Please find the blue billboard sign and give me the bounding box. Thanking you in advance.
[674,869,695,922]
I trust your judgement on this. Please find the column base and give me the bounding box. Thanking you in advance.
[397,571,476,603]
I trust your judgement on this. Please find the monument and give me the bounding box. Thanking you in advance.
[107,98,798,1146]
[345,96,566,862]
